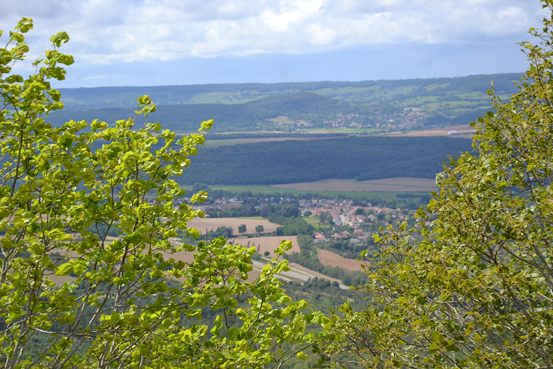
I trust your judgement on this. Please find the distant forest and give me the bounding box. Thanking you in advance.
[177,136,473,185]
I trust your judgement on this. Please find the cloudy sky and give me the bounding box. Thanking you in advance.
[1,0,548,87]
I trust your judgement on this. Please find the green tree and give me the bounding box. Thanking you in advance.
[238,224,247,234]
[256,225,264,234]
[317,2,553,367]
[0,19,327,368]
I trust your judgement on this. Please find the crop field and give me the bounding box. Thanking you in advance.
[271,177,439,192]
[203,184,413,200]
[297,127,379,134]
[230,236,300,257]
[318,249,365,272]
[202,136,341,148]
[187,218,279,235]
[395,124,477,138]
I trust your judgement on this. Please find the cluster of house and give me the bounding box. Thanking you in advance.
[324,113,360,127]
[298,199,406,243]
[320,109,427,131]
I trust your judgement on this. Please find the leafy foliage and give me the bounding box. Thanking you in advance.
[0,19,327,368]
[316,3,553,367]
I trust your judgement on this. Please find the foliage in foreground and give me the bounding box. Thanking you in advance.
[317,2,553,367]
[0,19,328,368]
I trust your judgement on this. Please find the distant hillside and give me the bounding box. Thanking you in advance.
[46,93,358,132]
[247,92,356,118]
[177,136,473,185]
[57,73,522,111]
[49,73,524,133]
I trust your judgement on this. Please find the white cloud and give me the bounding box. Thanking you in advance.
[0,0,546,64]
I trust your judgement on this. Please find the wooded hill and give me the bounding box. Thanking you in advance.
[178,136,473,185]
[58,73,522,110]
[46,93,358,132]
[48,73,523,133]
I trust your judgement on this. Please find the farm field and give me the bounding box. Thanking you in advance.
[298,127,379,134]
[202,135,343,148]
[230,236,300,257]
[392,124,476,137]
[318,249,365,272]
[187,218,279,234]
[271,177,439,192]
[202,184,413,201]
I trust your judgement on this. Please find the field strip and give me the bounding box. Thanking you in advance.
[318,250,364,273]
[271,178,438,192]
[231,236,300,256]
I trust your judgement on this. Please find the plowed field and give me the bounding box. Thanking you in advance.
[231,236,300,257]
[318,249,365,272]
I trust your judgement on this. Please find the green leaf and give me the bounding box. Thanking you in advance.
[137,95,151,105]
[50,31,70,47]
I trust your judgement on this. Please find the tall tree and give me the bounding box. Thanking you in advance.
[0,19,327,368]
[317,1,553,367]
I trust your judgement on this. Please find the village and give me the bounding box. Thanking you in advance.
[184,194,420,246]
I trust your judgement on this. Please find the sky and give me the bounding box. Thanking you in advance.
[1,0,548,87]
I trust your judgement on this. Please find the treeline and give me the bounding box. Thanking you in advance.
[179,136,473,185]
[283,235,366,286]
[321,241,379,260]
[422,109,490,127]
[209,203,314,236]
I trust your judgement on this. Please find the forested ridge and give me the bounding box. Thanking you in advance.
[57,73,523,110]
[178,136,473,185]
[47,73,524,133]
[46,92,357,132]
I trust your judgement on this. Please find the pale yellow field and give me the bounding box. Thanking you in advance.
[230,236,300,257]
[271,177,438,192]
[318,249,365,272]
[187,218,280,235]
[393,124,476,137]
